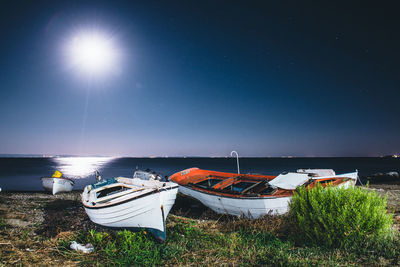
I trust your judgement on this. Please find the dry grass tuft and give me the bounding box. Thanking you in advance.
[54,231,76,241]
[216,214,292,237]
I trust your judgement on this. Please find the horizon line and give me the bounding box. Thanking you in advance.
[0,153,398,159]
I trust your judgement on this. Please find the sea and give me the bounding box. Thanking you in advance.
[0,156,399,191]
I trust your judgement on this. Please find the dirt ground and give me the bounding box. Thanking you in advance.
[369,184,400,225]
[0,190,225,266]
[0,184,400,266]
[0,192,88,266]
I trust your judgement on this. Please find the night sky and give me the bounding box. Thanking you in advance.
[0,1,399,157]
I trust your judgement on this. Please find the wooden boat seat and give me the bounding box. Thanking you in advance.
[241,180,266,194]
[95,184,148,203]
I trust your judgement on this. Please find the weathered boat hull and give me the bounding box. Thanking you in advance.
[82,179,178,241]
[84,188,178,228]
[41,177,74,195]
[337,179,356,189]
[178,178,356,218]
[179,186,291,218]
[171,168,358,219]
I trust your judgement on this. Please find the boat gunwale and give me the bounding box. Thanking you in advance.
[82,185,179,210]
[183,177,353,199]
[181,185,293,199]
[41,176,75,185]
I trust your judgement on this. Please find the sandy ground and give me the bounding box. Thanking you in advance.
[0,192,88,266]
[369,184,400,217]
[0,184,399,265]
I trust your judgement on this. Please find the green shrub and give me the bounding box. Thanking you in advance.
[289,184,393,248]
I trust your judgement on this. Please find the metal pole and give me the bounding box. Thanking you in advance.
[230,151,240,174]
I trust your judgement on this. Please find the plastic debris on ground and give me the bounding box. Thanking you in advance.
[70,241,94,253]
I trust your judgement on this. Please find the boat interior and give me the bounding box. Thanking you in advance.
[187,174,352,197]
[90,183,148,204]
[85,177,174,205]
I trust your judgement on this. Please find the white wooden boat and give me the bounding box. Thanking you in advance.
[41,177,74,195]
[170,168,358,219]
[133,169,163,180]
[82,177,178,242]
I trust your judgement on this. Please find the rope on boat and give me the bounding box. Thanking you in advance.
[356,169,364,186]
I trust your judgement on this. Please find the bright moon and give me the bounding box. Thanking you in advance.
[67,32,118,76]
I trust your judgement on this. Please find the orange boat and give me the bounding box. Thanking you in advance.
[169,168,358,218]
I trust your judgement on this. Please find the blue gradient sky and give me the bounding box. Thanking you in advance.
[0,1,399,157]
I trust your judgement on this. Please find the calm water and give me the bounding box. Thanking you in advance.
[0,157,399,191]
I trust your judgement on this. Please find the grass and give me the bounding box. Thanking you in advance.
[0,218,6,230]
[1,191,399,266]
[57,215,400,266]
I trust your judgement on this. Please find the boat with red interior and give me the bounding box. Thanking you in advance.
[169,168,358,218]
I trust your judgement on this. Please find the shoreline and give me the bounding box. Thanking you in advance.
[1,183,399,265]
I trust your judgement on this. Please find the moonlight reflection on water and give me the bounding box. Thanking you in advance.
[52,157,116,178]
